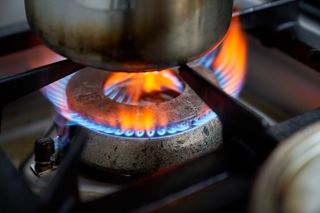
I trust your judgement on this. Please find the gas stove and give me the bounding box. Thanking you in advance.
[1,0,320,212]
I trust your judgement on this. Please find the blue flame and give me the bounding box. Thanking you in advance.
[43,73,218,138]
[197,47,245,97]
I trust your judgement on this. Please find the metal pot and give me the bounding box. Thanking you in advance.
[25,0,233,71]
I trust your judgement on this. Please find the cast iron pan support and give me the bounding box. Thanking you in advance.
[0,60,84,129]
[179,64,320,160]
[0,62,319,212]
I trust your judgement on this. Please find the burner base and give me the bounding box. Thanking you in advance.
[80,118,222,174]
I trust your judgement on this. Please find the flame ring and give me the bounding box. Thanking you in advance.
[65,68,216,138]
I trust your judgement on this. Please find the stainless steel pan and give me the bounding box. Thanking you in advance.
[25,0,233,71]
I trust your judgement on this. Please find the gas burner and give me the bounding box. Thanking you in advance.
[45,68,222,174]
[66,68,222,173]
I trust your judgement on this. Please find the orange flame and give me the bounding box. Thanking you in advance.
[117,108,159,131]
[103,69,183,131]
[213,17,247,95]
